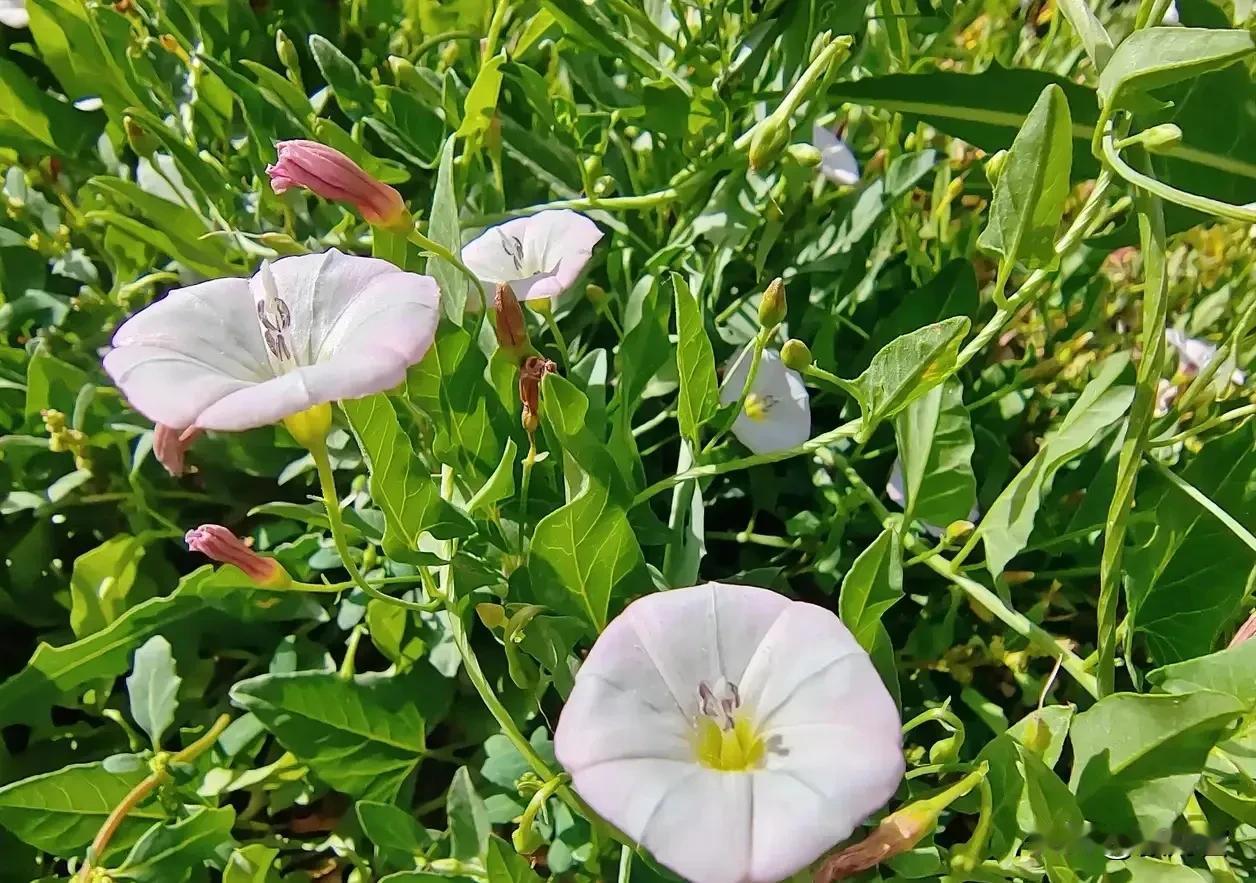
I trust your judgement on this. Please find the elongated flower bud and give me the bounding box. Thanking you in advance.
[1229,609,1256,648]
[758,277,787,329]
[816,766,986,882]
[267,140,409,231]
[494,282,531,363]
[748,114,792,172]
[124,115,158,159]
[186,525,291,589]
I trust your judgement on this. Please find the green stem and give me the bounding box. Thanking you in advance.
[955,170,1116,372]
[820,450,1099,698]
[1102,134,1256,226]
[310,439,437,614]
[540,308,573,373]
[481,0,511,62]
[632,419,863,508]
[407,228,486,299]
[704,330,769,452]
[1096,148,1167,697]
[78,714,231,882]
[1150,404,1256,447]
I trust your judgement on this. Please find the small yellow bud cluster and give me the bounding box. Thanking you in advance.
[42,409,92,473]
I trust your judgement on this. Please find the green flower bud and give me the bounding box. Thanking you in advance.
[582,154,603,181]
[781,338,812,371]
[758,277,787,328]
[928,731,962,765]
[275,29,302,87]
[943,520,975,544]
[786,143,823,168]
[748,114,792,172]
[586,283,608,306]
[984,149,1008,187]
[1139,123,1183,153]
[388,55,423,90]
[257,232,307,255]
[123,115,158,159]
[593,174,616,198]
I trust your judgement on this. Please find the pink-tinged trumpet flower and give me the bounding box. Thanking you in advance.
[267,140,408,230]
[186,525,291,588]
[461,210,603,305]
[554,582,904,883]
[103,250,439,433]
[153,424,201,477]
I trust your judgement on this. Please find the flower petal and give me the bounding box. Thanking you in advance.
[0,1,28,28]
[721,348,811,454]
[103,277,272,429]
[254,249,434,365]
[462,210,603,302]
[813,125,860,186]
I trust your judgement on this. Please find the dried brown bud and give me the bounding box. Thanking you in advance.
[519,355,557,434]
[494,282,530,361]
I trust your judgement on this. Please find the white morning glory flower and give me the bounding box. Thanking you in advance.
[812,125,860,187]
[461,209,603,304]
[0,0,27,28]
[720,347,811,455]
[103,249,440,432]
[1165,328,1247,386]
[554,582,904,883]
[886,458,980,538]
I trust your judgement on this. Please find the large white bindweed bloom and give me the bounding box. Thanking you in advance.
[1165,328,1247,386]
[461,209,603,305]
[812,125,860,187]
[0,0,27,28]
[720,348,811,455]
[103,249,440,433]
[554,582,904,883]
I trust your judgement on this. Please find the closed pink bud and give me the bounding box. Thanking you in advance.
[186,524,290,588]
[267,140,408,230]
[1229,610,1256,648]
[153,424,201,477]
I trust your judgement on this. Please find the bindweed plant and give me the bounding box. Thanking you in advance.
[1,0,1256,881]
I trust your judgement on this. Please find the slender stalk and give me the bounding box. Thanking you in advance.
[407,228,487,297]
[1096,148,1168,696]
[820,450,1099,698]
[310,438,437,614]
[539,308,573,373]
[632,419,863,507]
[78,714,231,882]
[1150,404,1256,448]
[955,171,1115,372]
[481,0,511,62]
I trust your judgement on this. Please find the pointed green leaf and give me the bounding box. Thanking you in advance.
[1098,27,1254,107]
[230,671,425,802]
[672,274,718,442]
[838,528,904,650]
[126,635,180,748]
[893,380,976,529]
[848,317,970,439]
[978,84,1072,284]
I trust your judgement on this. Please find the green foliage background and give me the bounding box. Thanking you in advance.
[0,0,1255,880]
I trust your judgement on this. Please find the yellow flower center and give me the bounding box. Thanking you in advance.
[743,393,772,422]
[695,715,765,771]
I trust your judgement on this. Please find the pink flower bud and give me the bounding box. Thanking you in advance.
[186,524,290,588]
[153,424,201,477]
[267,140,408,230]
[1229,610,1256,648]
